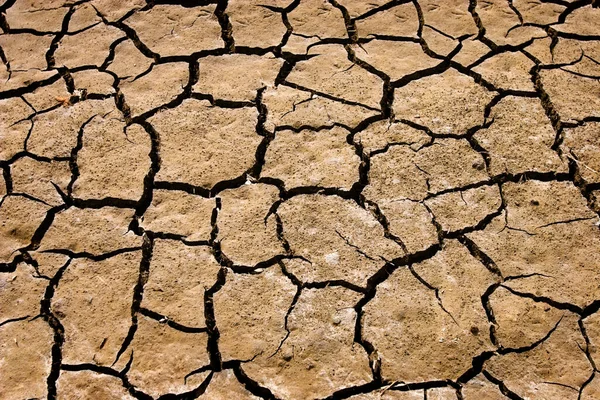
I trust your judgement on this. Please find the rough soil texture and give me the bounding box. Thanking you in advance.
[1,0,600,399]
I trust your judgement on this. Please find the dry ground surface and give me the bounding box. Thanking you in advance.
[1,0,600,399]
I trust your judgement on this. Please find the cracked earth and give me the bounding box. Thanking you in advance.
[1,0,600,399]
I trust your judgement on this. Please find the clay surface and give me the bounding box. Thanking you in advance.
[1,1,599,399]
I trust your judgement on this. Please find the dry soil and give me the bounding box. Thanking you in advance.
[1,0,600,399]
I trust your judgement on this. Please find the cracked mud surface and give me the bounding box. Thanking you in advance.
[1,0,600,399]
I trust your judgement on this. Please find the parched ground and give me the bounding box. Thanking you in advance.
[1,0,600,399]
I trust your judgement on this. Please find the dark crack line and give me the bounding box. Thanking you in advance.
[41,258,71,400]
[112,234,153,366]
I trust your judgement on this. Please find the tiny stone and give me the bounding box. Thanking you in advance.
[472,160,486,170]
[282,348,294,362]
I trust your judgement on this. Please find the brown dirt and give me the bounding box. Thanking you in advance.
[1,0,600,399]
